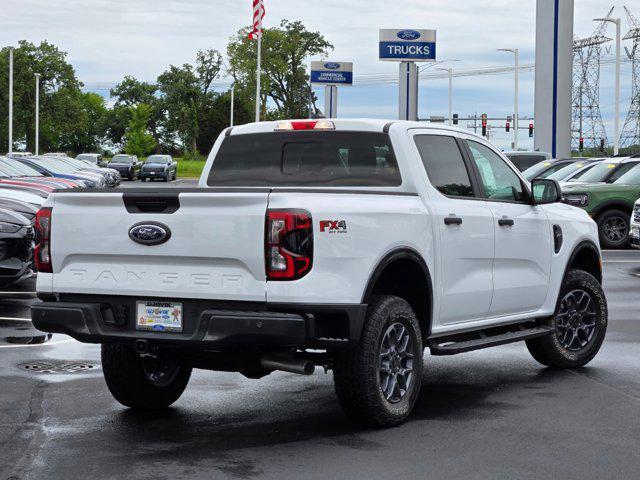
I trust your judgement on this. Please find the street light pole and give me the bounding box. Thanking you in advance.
[35,73,41,155]
[595,17,621,155]
[230,84,234,127]
[498,48,519,150]
[437,68,453,125]
[8,47,13,155]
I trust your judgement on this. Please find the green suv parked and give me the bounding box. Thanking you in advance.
[563,165,640,248]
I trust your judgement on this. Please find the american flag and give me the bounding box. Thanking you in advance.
[248,0,265,40]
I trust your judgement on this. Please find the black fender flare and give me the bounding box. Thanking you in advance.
[563,239,602,284]
[361,247,434,337]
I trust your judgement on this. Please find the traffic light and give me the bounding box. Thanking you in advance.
[505,122,510,132]
[579,138,584,152]
[528,123,534,138]
[481,114,487,137]
[453,113,458,125]
[600,139,605,152]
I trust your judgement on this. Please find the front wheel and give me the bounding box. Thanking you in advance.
[526,269,607,368]
[596,209,630,249]
[101,344,192,409]
[333,295,423,428]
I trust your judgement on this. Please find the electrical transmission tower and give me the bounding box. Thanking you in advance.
[620,6,640,152]
[571,7,613,152]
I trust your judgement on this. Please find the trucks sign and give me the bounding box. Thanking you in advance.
[310,61,353,85]
[379,29,437,62]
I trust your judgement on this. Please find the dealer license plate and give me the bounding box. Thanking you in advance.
[136,301,183,332]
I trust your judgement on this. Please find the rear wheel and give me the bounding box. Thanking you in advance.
[333,295,423,428]
[526,269,607,368]
[101,344,192,409]
[596,209,630,249]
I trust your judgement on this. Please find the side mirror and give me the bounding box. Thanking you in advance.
[532,178,562,205]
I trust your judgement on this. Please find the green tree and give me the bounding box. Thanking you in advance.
[108,76,169,152]
[227,20,333,119]
[157,49,223,154]
[110,75,157,107]
[124,103,156,156]
[197,89,251,154]
[63,92,108,153]
[0,40,89,153]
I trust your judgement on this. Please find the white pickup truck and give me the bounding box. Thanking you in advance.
[31,119,608,427]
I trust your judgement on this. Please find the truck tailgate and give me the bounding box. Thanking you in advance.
[49,190,269,301]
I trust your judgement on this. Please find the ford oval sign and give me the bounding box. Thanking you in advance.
[323,62,340,70]
[397,30,421,40]
[129,222,171,246]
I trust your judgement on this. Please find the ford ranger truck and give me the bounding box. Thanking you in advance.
[31,119,608,428]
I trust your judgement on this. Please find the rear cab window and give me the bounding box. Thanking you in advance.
[207,132,401,187]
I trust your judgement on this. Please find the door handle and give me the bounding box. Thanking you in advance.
[444,217,463,226]
[498,218,515,227]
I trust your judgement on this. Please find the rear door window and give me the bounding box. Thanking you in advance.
[414,135,475,197]
[208,132,401,187]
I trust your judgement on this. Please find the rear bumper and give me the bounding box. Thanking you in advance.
[31,296,367,349]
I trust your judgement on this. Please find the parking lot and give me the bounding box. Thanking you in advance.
[2,235,639,479]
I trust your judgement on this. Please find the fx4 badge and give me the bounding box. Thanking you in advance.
[319,220,347,234]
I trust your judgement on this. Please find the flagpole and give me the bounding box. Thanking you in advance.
[255,33,261,122]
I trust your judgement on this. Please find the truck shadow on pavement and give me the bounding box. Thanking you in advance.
[102,366,572,453]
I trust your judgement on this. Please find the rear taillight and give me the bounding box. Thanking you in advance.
[34,207,52,273]
[265,210,313,280]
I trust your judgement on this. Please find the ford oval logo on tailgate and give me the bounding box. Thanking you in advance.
[129,222,171,246]
[397,30,421,40]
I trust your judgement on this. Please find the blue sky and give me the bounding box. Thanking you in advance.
[0,0,635,150]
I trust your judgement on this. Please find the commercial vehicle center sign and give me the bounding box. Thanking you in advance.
[310,61,353,85]
[379,29,437,62]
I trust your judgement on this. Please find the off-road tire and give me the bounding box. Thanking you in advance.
[596,209,630,249]
[526,269,607,368]
[333,295,423,428]
[101,343,192,409]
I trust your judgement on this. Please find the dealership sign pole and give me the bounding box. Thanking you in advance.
[379,29,436,121]
[310,61,353,118]
[534,0,573,158]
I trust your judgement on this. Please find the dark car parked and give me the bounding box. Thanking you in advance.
[140,155,177,182]
[504,151,552,171]
[109,154,141,180]
[0,208,34,287]
[0,198,37,224]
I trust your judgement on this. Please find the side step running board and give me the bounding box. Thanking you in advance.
[427,325,554,356]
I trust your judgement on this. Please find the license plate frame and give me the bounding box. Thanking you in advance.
[136,301,183,333]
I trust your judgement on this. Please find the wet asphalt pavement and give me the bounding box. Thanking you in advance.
[1,245,639,478]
